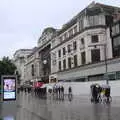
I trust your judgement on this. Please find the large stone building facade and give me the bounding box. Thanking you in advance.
[24,27,57,83]
[14,2,120,84]
[50,2,120,82]
[13,49,33,84]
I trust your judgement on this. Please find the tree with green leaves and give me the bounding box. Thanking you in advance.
[0,56,17,86]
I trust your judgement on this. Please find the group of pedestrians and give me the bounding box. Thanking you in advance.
[34,87,47,98]
[52,85,64,100]
[91,84,102,103]
[90,84,111,103]
[48,85,73,101]
[18,84,73,101]
[18,86,32,93]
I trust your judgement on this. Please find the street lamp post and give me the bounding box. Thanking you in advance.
[88,43,108,85]
[104,44,108,85]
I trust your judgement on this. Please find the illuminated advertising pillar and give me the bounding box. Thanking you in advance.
[1,75,17,101]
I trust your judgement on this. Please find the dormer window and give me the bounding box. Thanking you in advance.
[64,33,67,40]
[59,36,62,42]
[73,26,77,34]
[68,29,73,37]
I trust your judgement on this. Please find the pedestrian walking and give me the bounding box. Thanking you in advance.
[68,86,72,101]
[55,86,58,99]
[61,86,64,100]
[58,86,61,99]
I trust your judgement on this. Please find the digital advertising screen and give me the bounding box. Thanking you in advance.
[2,76,17,101]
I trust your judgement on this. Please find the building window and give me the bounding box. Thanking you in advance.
[112,24,120,36]
[31,64,34,76]
[68,29,73,37]
[81,52,86,64]
[79,19,84,31]
[113,36,120,57]
[59,36,62,42]
[74,55,78,67]
[107,72,116,80]
[91,49,100,63]
[68,57,71,69]
[88,15,99,26]
[91,35,98,43]
[64,33,67,40]
[67,44,71,53]
[81,38,84,44]
[73,41,77,50]
[58,61,61,71]
[63,47,66,56]
[116,71,120,79]
[63,59,66,70]
[74,78,85,82]
[73,26,77,34]
[113,36,120,47]
[58,50,61,57]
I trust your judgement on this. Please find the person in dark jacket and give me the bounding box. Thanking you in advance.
[68,86,72,101]
[61,86,64,100]
[58,86,61,99]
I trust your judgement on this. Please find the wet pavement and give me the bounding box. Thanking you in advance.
[1,92,120,120]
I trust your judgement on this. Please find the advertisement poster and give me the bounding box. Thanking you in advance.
[2,76,16,101]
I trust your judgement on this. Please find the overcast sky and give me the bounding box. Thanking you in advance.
[0,0,119,59]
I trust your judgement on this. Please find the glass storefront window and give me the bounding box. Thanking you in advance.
[104,72,116,80]
[107,72,116,80]
[116,71,120,79]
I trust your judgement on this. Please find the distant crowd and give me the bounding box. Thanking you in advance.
[18,85,73,101]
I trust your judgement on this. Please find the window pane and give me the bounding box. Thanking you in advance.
[74,55,77,67]
[64,33,67,40]
[58,61,61,71]
[112,24,120,36]
[74,78,85,82]
[91,49,100,63]
[113,36,120,47]
[108,73,116,80]
[81,38,84,44]
[94,16,99,25]
[68,45,71,53]
[74,26,77,33]
[113,36,120,57]
[91,35,98,43]
[116,24,120,34]
[68,57,71,68]
[31,64,34,76]
[63,47,66,55]
[73,41,77,50]
[88,16,94,26]
[58,50,61,57]
[79,19,84,30]
[69,29,73,37]
[116,71,120,79]
[63,59,66,70]
[81,52,86,64]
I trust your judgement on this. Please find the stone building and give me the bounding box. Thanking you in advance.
[13,49,33,84]
[14,2,120,84]
[24,27,57,83]
[50,2,120,82]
